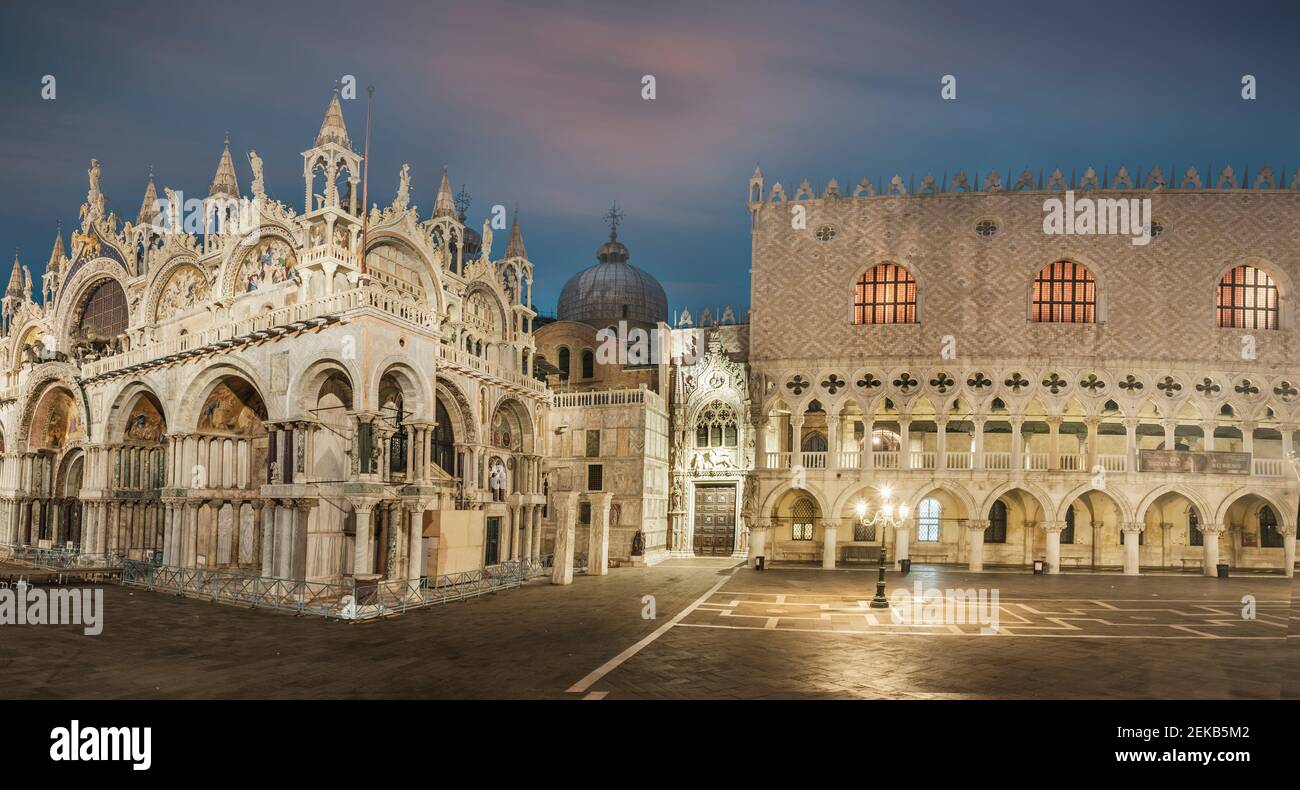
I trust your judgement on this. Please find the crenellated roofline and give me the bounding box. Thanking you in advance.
[749,164,1300,206]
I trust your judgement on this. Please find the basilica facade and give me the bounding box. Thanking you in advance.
[1,89,547,586]
[1,90,1295,591]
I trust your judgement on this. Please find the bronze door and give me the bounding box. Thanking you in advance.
[693,484,736,556]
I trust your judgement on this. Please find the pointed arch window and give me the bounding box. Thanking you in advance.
[853,263,916,325]
[1032,260,1096,323]
[791,497,815,541]
[917,498,941,542]
[694,400,738,447]
[1189,508,1203,546]
[800,432,827,452]
[1062,504,1076,544]
[986,500,1008,543]
[1217,265,1279,330]
[1259,505,1283,548]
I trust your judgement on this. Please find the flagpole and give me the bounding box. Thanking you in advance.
[359,85,374,283]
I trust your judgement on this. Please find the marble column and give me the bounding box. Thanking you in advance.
[353,504,374,577]
[407,501,425,583]
[1201,524,1224,577]
[184,502,200,568]
[790,416,804,467]
[967,521,986,572]
[226,498,239,566]
[1122,523,1142,575]
[261,501,276,577]
[532,504,544,559]
[1044,520,1064,574]
[749,520,768,564]
[1085,417,1100,472]
[588,492,612,576]
[822,520,837,569]
[552,492,578,585]
[1282,528,1295,579]
[826,412,840,470]
[935,418,948,471]
[1009,418,1024,470]
[1124,418,1139,475]
[162,503,174,565]
[522,504,535,562]
[248,500,264,570]
[512,504,525,561]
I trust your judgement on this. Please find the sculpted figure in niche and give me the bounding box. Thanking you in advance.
[489,458,507,502]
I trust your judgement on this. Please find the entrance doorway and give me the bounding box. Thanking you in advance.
[485,516,501,565]
[693,483,736,556]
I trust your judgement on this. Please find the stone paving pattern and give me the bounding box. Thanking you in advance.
[0,560,1292,700]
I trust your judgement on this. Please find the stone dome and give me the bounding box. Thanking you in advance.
[557,230,669,328]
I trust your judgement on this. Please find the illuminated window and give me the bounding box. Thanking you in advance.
[1032,260,1096,323]
[791,497,815,541]
[917,498,941,542]
[853,263,917,325]
[1217,265,1279,330]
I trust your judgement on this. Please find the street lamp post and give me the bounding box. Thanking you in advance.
[855,487,909,609]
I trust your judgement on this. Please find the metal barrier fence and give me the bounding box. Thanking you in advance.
[0,542,155,571]
[121,557,547,621]
[12,541,590,620]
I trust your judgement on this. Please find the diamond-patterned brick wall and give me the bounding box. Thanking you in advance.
[750,190,1300,368]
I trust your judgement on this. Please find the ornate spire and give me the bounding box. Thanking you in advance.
[138,165,160,224]
[316,86,352,148]
[506,206,527,259]
[433,165,456,218]
[6,250,23,297]
[208,134,241,198]
[48,222,66,270]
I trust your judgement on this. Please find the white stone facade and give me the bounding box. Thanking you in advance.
[2,104,1295,586]
[0,90,548,584]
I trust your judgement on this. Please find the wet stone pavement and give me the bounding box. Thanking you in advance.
[0,559,1292,700]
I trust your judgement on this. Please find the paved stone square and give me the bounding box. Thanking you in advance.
[0,560,1292,699]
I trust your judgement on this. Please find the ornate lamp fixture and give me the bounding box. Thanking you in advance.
[855,485,909,608]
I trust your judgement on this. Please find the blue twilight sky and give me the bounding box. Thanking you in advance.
[0,0,1297,320]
